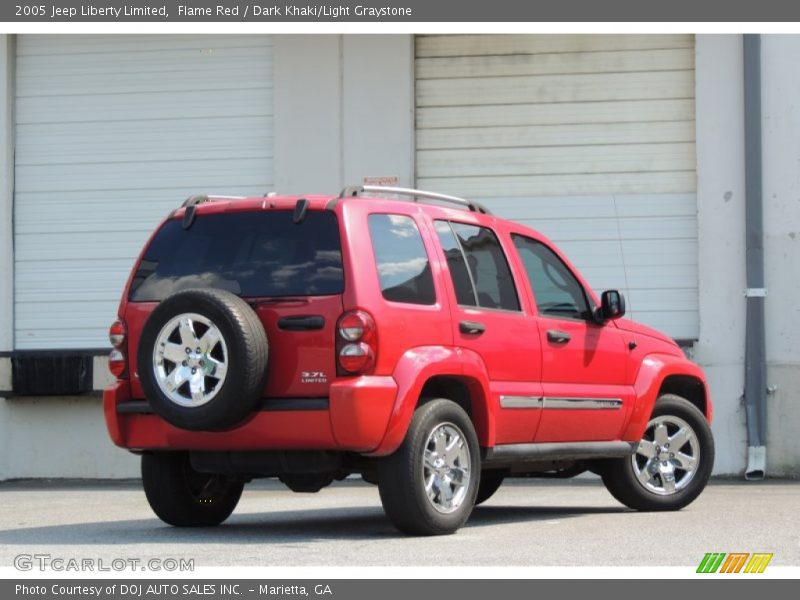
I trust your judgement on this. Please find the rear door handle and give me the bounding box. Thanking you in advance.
[547,329,571,344]
[277,315,325,331]
[459,320,486,335]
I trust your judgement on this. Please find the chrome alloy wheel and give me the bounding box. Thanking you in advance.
[422,422,472,513]
[632,414,700,496]
[152,313,228,408]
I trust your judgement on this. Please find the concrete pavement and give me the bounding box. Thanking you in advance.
[1,478,798,567]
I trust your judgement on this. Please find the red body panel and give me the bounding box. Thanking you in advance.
[251,296,343,397]
[328,376,397,451]
[336,202,455,376]
[105,374,397,452]
[623,354,711,442]
[369,346,493,456]
[104,193,712,457]
[533,319,632,442]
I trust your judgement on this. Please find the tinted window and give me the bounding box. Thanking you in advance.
[512,234,591,320]
[435,220,520,311]
[434,221,478,306]
[368,214,435,305]
[129,211,344,301]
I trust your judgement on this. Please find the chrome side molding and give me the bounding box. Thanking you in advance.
[499,395,623,410]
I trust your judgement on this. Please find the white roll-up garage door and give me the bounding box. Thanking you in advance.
[416,34,698,339]
[14,35,273,349]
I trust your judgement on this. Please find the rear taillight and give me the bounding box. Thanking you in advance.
[336,310,376,375]
[109,319,126,348]
[108,319,127,379]
[338,310,374,342]
[338,312,367,341]
[338,342,374,373]
[108,349,127,378]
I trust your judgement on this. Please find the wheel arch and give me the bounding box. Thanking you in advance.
[367,346,492,456]
[658,374,708,418]
[418,374,491,447]
[622,354,712,441]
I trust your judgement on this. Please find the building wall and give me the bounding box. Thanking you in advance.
[273,34,414,193]
[694,34,748,475]
[13,35,277,350]
[1,397,140,478]
[0,35,15,480]
[761,35,800,476]
[694,34,800,477]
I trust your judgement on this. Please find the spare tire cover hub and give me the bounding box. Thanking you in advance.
[152,312,229,408]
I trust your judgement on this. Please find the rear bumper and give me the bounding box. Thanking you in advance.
[104,376,398,453]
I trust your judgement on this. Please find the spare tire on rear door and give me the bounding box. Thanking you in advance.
[137,288,269,431]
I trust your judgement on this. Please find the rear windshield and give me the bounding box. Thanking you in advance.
[129,210,344,302]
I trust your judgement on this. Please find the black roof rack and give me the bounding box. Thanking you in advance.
[338,185,491,215]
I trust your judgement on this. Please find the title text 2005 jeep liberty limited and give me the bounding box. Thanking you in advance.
[104,186,714,535]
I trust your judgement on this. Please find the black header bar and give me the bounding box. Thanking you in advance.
[3,0,800,22]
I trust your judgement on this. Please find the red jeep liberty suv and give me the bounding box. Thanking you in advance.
[104,186,714,535]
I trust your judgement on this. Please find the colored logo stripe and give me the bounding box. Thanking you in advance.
[744,553,773,573]
[697,553,726,573]
[720,553,749,573]
[697,552,773,573]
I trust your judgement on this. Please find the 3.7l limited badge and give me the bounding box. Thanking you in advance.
[301,371,328,384]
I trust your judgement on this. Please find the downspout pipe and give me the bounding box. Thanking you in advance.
[743,34,767,480]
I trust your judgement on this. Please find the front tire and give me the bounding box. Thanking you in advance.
[378,399,480,535]
[602,394,714,511]
[142,452,243,527]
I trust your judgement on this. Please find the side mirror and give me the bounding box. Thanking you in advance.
[599,290,626,321]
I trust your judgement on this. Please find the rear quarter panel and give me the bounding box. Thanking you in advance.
[335,200,455,376]
[368,345,493,456]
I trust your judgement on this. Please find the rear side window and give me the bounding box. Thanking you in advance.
[435,220,520,311]
[129,210,344,301]
[367,214,435,305]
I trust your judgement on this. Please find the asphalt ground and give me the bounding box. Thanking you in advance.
[0,477,798,567]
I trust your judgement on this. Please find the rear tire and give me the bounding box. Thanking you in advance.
[142,452,243,527]
[475,469,506,505]
[378,399,480,535]
[602,394,714,511]
[137,288,268,431]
